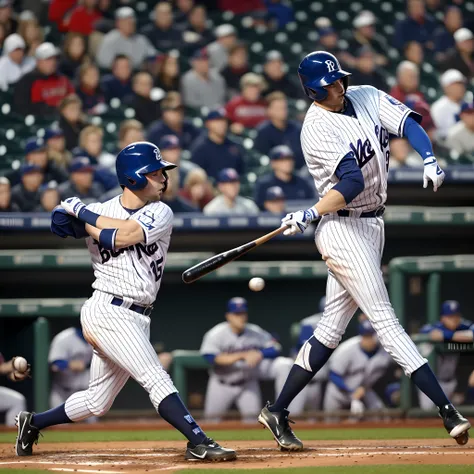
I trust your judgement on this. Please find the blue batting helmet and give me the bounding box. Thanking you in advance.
[115,141,177,191]
[298,51,351,101]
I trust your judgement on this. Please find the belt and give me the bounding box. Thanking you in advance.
[111,297,153,316]
[219,378,247,387]
[337,206,385,218]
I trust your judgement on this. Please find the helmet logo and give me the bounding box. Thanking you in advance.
[325,60,336,72]
[154,147,162,161]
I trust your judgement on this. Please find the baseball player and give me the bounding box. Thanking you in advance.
[15,141,236,462]
[0,354,29,426]
[323,320,393,419]
[200,297,303,421]
[417,300,474,410]
[257,51,471,450]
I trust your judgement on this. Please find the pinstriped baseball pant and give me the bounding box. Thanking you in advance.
[310,214,426,376]
[64,291,177,421]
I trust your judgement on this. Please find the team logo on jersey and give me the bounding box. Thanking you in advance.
[137,210,155,230]
[349,138,375,169]
[96,241,159,264]
[325,60,336,72]
[375,124,390,171]
[384,94,407,112]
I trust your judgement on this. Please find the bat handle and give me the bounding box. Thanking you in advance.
[254,225,287,246]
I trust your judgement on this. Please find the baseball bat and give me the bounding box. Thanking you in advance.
[182,226,286,284]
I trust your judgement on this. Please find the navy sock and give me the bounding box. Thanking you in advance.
[158,393,207,446]
[411,363,450,408]
[270,337,334,412]
[31,403,72,430]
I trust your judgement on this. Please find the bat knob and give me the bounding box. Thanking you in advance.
[182,271,192,284]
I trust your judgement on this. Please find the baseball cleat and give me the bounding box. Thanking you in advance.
[258,402,304,451]
[185,437,237,461]
[439,404,471,445]
[15,411,41,456]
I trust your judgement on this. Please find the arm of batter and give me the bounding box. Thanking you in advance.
[85,223,143,250]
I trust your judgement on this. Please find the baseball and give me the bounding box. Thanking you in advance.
[249,277,265,292]
[13,357,28,373]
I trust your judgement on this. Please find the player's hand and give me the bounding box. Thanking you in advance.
[68,359,86,372]
[350,399,365,417]
[243,350,263,368]
[61,197,86,218]
[281,208,319,236]
[352,386,366,400]
[429,329,445,342]
[423,157,445,192]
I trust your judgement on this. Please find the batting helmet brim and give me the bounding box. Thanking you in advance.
[301,69,351,91]
[135,159,177,177]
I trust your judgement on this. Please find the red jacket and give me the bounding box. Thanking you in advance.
[389,85,425,103]
[67,6,102,35]
[48,0,77,32]
[225,96,267,128]
[217,0,264,13]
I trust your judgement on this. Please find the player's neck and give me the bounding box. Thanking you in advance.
[314,99,345,113]
[120,190,148,209]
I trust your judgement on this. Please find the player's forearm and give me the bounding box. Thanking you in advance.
[314,189,348,215]
[214,352,245,365]
[0,361,12,375]
[403,116,434,161]
[451,330,474,343]
[86,222,144,250]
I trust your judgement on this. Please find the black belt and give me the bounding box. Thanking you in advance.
[219,378,247,387]
[111,297,153,316]
[337,207,385,218]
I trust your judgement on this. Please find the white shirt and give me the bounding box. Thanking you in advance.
[0,55,35,91]
[430,95,462,142]
[445,121,474,154]
[203,195,259,216]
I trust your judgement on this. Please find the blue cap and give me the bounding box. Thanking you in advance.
[217,168,239,183]
[319,27,336,37]
[460,102,474,114]
[25,137,46,153]
[69,156,95,173]
[21,163,43,175]
[441,300,461,316]
[192,48,209,60]
[159,135,181,150]
[39,180,58,194]
[265,186,285,201]
[359,320,376,336]
[227,297,248,313]
[269,145,294,160]
[205,107,227,121]
[44,128,64,140]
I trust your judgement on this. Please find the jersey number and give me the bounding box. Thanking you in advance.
[150,257,164,282]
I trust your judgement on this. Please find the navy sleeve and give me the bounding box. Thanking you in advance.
[329,370,353,392]
[260,347,280,359]
[50,359,69,371]
[333,152,365,204]
[202,354,215,365]
[403,116,434,161]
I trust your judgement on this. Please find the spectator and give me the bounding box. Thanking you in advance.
[17,17,43,57]
[162,170,199,212]
[393,0,437,51]
[434,6,463,62]
[58,94,85,150]
[13,42,75,116]
[254,91,305,169]
[190,108,245,180]
[0,0,17,36]
[174,0,195,30]
[404,94,436,141]
[221,43,250,98]
[66,0,102,36]
[440,28,474,79]
[76,125,115,169]
[147,91,201,150]
[100,54,133,102]
[96,7,157,70]
[316,27,350,67]
[226,73,267,132]
[118,119,145,149]
[10,164,44,212]
[431,69,467,142]
[262,50,300,99]
[76,63,106,114]
[181,48,226,109]
[348,10,388,66]
[404,41,424,66]
[263,186,285,215]
[48,0,77,33]
[0,33,35,91]
[58,33,88,80]
[207,24,238,72]
[0,177,20,212]
[183,5,214,51]
[58,156,104,203]
[125,72,161,127]
[217,0,265,14]
[155,52,180,92]
[37,181,60,212]
[45,128,72,169]
[446,102,474,155]
[388,138,421,169]
[389,61,424,103]
[254,145,315,209]
[178,168,215,209]
[264,0,294,30]
[141,2,183,52]
[203,168,259,216]
[350,47,387,92]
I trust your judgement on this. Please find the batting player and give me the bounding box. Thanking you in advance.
[200,297,304,421]
[15,141,236,462]
[417,300,473,410]
[258,51,471,450]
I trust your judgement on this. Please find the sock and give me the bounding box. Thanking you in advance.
[270,337,334,412]
[411,363,450,408]
[31,403,72,430]
[158,393,207,446]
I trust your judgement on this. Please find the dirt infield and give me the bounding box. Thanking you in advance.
[0,439,473,472]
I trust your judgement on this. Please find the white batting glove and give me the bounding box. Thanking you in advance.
[423,157,445,192]
[350,399,365,417]
[60,197,86,218]
[281,208,319,236]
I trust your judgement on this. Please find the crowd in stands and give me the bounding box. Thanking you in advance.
[0,0,473,215]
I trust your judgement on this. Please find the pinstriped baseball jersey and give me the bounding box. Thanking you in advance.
[85,196,173,306]
[301,85,414,211]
